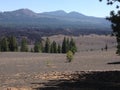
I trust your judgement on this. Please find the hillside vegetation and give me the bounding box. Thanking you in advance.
[0,9,112,42]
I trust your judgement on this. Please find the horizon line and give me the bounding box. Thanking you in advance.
[0,8,105,18]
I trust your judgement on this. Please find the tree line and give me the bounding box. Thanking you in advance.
[0,36,77,54]
[33,37,77,54]
[0,36,28,52]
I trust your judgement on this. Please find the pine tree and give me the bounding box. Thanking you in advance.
[66,38,70,52]
[40,41,44,53]
[34,42,42,52]
[62,37,67,53]
[50,42,54,53]
[1,37,9,51]
[50,41,57,53]
[69,38,77,54]
[53,41,57,53]
[44,38,50,53]
[57,44,61,53]
[20,38,28,52]
[8,36,18,52]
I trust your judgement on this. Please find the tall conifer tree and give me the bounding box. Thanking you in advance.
[44,38,50,53]
[1,37,9,51]
[20,38,28,52]
[52,41,57,53]
[62,37,67,53]
[69,38,77,54]
[8,36,18,51]
[57,44,61,53]
[34,42,41,52]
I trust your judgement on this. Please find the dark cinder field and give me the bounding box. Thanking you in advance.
[0,35,120,90]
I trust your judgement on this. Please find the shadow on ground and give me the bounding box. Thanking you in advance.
[107,61,120,65]
[34,71,120,90]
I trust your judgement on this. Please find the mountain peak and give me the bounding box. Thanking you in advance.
[13,9,35,14]
[10,8,36,17]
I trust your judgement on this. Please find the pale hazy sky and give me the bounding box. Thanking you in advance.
[0,0,116,17]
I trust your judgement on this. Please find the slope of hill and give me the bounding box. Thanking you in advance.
[0,9,112,41]
[0,9,111,29]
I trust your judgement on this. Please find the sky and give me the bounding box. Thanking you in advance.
[0,0,116,17]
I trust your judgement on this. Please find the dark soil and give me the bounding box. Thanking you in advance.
[36,71,120,90]
[108,61,120,65]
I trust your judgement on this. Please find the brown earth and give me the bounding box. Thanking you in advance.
[0,35,120,90]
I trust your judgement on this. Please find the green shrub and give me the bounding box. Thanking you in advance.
[66,50,73,62]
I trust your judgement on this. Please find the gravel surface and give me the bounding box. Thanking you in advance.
[0,50,120,89]
[0,35,119,90]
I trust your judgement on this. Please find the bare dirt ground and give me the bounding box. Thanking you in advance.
[43,34,116,51]
[0,35,120,90]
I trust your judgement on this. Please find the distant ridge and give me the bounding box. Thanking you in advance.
[0,9,112,40]
[12,9,36,15]
[42,10,67,16]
